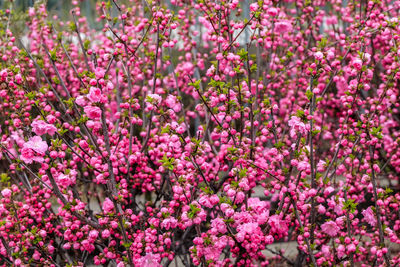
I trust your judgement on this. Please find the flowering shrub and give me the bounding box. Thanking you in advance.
[0,0,400,266]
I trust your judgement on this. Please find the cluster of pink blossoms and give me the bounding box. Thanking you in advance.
[0,0,400,266]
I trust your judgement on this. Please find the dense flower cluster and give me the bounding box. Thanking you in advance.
[0,0,400,266]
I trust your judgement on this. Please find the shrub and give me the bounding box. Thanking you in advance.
[0,0,400,266]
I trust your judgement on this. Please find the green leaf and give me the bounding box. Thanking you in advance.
[306,89,313,100]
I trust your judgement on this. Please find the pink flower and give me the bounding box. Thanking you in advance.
[57,173,75,187]
[247,197,268,214]
[288,116,309,137]
[211,218,227,234]
[165,95,181,113]
[95,67,106,80]
[352,58,363,70]
[267,7,278,16]
[84,106,102,120]
[275,20,292,33]
[20,146,36,164]
[87,87,102,103]
[0,69,8,81]
[146,94,162,105]
[321,221,340,236]
[161,217,178,230]
[20,136,48,164]
[89,230,99,240]
[102,197,114,213]
[269,215,288,234]
[102,229,110,238]
[315,51,324,61]
[32,120,57,136]
[238,222,258,234]
[321,245,331,257]
[249,3,259,12]
[25,136,48,154]
[137,253,161,267]
[362,206,377,227]
[1,188,12,198]
[76,95,86,106]
[15,73,23,84]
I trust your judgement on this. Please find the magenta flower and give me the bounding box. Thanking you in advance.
[84,106,102,120]
[75,95,86,106]
[288,116,309,138]
[32,120,57,136]
[87,87,102,103]
[102,197,114,213]
[1,188,11,198]
[136,253,161,267]
[25,136,48,154]
[275,20,293,34]
[20,136,48,164]
[269,215,288,235]
[321,221,340,236]
[362,207,377,227]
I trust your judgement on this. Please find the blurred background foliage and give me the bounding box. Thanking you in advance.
[1,0,101,32]
[0,0,251,36]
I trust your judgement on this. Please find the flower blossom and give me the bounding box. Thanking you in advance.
[136,253,162,267]
[1,188,11,198]
[84,106,102,120]
[32,120,57,136]
[87,87,103,103]
[102,197,114,213]
[269,215,288,235]
[288,116,309,137]
[321,221,340,236]
[275,20,293,33]
[165,95,181,113]
[362,206,377,227]
[20,136,48,164]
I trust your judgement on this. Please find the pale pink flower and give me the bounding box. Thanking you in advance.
[88,230,99,240]
[333,197,344,215]
[321,245,331,257]
[20,137,46,163]
[239,222,259,234]
[0,69,8,81]
[247,197,268,214]
[321,221,340,236]
[57,173,75,187]
[15,73,23,84]
[161,217,178,230]
[28,7,35,17]
[362,206,377,227]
